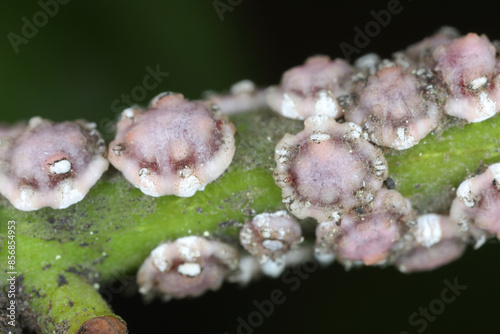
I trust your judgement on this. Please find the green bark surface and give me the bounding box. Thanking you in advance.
[0,109,499,332]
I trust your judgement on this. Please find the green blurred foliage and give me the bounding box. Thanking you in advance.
[0,1,259,125]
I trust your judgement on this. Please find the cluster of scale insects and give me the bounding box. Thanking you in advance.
[1,27,500,299]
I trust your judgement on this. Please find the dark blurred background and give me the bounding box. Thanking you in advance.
[2,0,500,333]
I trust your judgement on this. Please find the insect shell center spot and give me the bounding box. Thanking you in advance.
[262,239,284,251]
[177,263,202,277]
[49,159,72,174]
[292,140,361,197]
[170,141,192,161]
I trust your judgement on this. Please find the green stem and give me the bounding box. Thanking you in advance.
[1,109,499,332]
[387,115,500,212]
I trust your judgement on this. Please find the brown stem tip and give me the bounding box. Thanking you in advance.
[77,316,128,334]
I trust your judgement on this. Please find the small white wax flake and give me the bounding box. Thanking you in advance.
[314,91,338,117]
[490,164,500,187]
[55,255,61,260]
[261,229,272,239]
[469,76,488,90]
[281,94,300,119]
[123,107,135,119]
[93,283,100,290]
[152,244,169,272]
[477,91,496,120]
[348,122,363,138]
[138,168,158,197]
[203,231,210,237]
[414,214,442,247]
[331,211,341,223]
[457,179,475,208]
[177,263,202,277]
[178,174,202,197]
[262,239,284,251]
[314,252,336,266]
[393,128,416,150]
[354,53,380,71]
[275,149,288,156]
[230,79,256,94]
[474,234,487,250]
[261,259,286,278]
[309,133,331,142]
[49,159,71,174]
